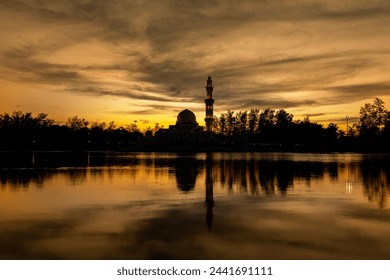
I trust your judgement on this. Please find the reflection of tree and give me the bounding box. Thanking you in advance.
[327,162,339,182]
[2,152,390,209]
[0,155,326,194]
[257,162,277,195]
[361,160,390,208]
[0,152,142,189]
[0,169,55,189]
[214,159,326,196]
[275,163,294,194]
[65,169,88,186]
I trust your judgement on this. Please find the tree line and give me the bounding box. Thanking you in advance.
[0,112,151,150]
[212,97,390,151]
[0,97,389,151]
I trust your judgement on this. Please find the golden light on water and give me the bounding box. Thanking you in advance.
[346,182,353,195]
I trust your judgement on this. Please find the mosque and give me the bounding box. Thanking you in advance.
[156,76,215,138]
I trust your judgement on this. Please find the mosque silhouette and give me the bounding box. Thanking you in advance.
[155,76,218,149]
[156,76,215,137]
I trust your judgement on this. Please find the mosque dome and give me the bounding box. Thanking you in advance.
[176,109,197,125]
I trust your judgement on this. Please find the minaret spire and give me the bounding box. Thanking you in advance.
[204,76,215,132]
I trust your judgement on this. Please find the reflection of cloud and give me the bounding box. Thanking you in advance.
[128,199,390,259]
[3,198,390,259]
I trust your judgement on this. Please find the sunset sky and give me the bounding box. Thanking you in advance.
[1,0,390,129]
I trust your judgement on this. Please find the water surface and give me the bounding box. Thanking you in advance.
[1,152,390,259]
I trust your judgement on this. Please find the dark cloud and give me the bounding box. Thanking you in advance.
[320,116,360,124]
[327,83,390,95]
[323,83,390,104]
[65,86,188,103]
[1,46,86,85]
[112,104,181,116]
[214,91,320,111]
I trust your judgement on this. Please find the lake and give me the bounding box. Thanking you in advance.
[0,152,390,259]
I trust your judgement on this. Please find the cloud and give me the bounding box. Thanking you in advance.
[1,0,390,124]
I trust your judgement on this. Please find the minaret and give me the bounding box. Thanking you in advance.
[204,76,215,132]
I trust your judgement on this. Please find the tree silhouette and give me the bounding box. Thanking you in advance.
[248,108,259,136]
[324,123,340,143]
[66,116,89,130]
[0,111,54,149]
[358,97,388,137]
[235,111,248,135]
[274,109,293,143]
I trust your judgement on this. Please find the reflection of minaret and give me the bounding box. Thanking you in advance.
[204,76,215,132]
[205,153,214,231]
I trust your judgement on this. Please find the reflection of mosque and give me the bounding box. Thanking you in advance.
[174,154,214,231]
[174,155,200,192]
